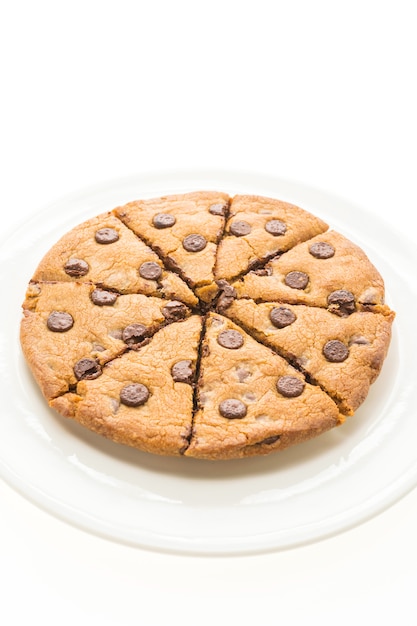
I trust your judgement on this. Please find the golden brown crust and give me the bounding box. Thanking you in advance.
[50,317,202,456]
[20,192,395,460]
[224,300,395,415]
[233,230,389,312]
[214,195,328,281]
[20,281,190,399]
[114,191,230,299]
[184,314,342,460]
[33,212,198,306]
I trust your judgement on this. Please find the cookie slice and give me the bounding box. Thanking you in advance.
[224,299,395,415]
[233,230,390,315]
[21,281,191,399]
[214,195,328,281]
[185,313,342,460]
[114,191,230,302]
[50,316,202,456]
[32,212,198,306]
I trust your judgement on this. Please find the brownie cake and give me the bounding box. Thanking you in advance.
[20,191,395,460]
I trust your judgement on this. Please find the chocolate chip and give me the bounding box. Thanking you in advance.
[252,267,272,276]
[162,300,188,321]
[219,399,247,419]
[209,203,227,216]
[323,340,349,362]
[47,311,74,332]
[229,220,251,237]
[349,335,370,346]
[171,360,193,383]
[95,228,119,244]
[91,289,118,306]
[270,307,296,328]
[217,329,244,349]
[74,358,102,381]
[265,220,287,236]
[327,290,356,315]
[260,435,280,445]
[276,376,305,398]
[199,392,208,405]
[182,234,207,252]
[120,383,150,407]
[215,279,236,297]
[216,280,237,312]
[236,367,251,382]
[309,241,335,259]
[139,261,162,280]
[64,258,89,277]
[152,213,176,229]
[122,324,148,347]
[216,293,235,312]
[284,271,309,290]
[163,255,181,272]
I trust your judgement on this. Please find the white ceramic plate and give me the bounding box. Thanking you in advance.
[1,170,415,555]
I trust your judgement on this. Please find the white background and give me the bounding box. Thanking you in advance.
[1,1,416,624]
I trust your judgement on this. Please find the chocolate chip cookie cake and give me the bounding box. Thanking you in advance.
[20,191,395,460]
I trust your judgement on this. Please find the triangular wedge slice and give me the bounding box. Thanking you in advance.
[32,212,198,307]
[50,316,202,456]
[224,299,395,415]
[21,281,192,399]
[214,194,328,281]
[114,191,230,302]
[185,313,342,460]
[233,230,390,315]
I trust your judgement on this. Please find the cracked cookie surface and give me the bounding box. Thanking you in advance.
[233,230,390,314]
[185,314,342,460]
[224,299,395,415]
[33,212,198,306]
[21,281,192,399]
[114,191,230,302]
[20,191,395,460]
[214,194,328,281]
[50,316,202,456]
